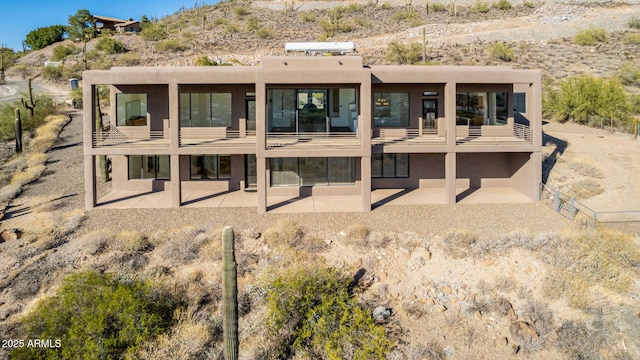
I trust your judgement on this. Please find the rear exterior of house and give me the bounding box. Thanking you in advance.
[83,56,542,213]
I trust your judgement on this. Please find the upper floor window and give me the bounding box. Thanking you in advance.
[514,93,526,113]
[117,93,147,126]
[180,93,232,127]
[374,92,409,127]
[456,92,508,126]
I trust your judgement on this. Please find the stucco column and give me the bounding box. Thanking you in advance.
[444,81,457,151]
[445,152,456,204]
[530,80,543,148]
[257,156,267,213]
[82,83,95,155]
[530,151,542,201]
[168,82,179,152]
[171,154,181,207]
[360,156,372,212]
[84,155,96,209]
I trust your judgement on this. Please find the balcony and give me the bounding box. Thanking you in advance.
[93,125,169,148]
[371,128,446,146]
[456,123,532,145]
[266,132,360,149]
[179,127,256,149]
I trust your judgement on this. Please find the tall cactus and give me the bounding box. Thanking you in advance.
[21,78,38,120]
[14,108,22,153]
[222,226,239,360]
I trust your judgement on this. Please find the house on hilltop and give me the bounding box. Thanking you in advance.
[82,56,542,213]
[93,15,141,34]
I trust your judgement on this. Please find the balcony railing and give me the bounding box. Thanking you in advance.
[179,128,256,147]
[371,128,446,146]
[513,123,532,143]
[456,124,533,145]
[93,125,169,148]
[266,131,360,149]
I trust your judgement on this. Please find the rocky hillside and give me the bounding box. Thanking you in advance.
[8,0,640,83]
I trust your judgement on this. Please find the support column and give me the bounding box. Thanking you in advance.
[360,156,371,212]
[444,81,457,151]
[445,152,456,204]
[257,157,267,213]
[84,155,96,209]
[171,154,181,207]
[168,83,180,152]
[531,152,542,201]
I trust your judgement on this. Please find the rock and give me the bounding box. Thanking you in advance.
[498,337,508,346]
[433,304,447,313]
[440,286,453,294]
[1,228,23,242]
[373,306,392,321]
[410,312,422,321]
[352,257,363,268]
[510,321,538,344]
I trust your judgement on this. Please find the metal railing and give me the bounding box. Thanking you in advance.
[371,128,445,145]
[93,126,168,148]
[513,123,532,143]
[539,183,597,226]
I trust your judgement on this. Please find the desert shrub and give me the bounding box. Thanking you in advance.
[441,229,477,258]
[95,37,127,54]
[194,55,218,66]
[299,11,316,22]
[154,40,186,52]
[256,27,274,39]
[493,0,511,9]
[117,53,140,66]
[10,164,45,186]
[381,2,393,10]
[40,64,64,80]
[28,115,68,153]
[523,1,535,7]
[265,267,392,359]
[140,22,167,41]
[214,17,229,26]
[470,0,490,13]
[246,15,260,31]
[624,33,640,44]
[0,184,22,203]
[234,6,250,18]
[225,23,241,33]
[263,219,303,247]
[386,41,422,64]
[354,15,372,27]
[431,2,447,11]
[392,9,421,25]
[567,159,604,179]
[0,98,58,141]
[628,15,640,29]
[343,224,370,247]
[487,41,514,61]
[181,31,195,42]
[114,230,152,255]
[574,26,607,45]
[566,178,604,199]
[12,271,176,360]
[51,43,79,61]
[543,74,630,124]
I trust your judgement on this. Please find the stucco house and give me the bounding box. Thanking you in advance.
[82,56,542,213]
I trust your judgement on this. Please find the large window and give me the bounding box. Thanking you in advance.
[190,155,231,180]
[180,93,232,127]
[372,153,409,178]
[117,93,147,126]
[514,93,526,113]
[373,92,409,127]
[456,92,508,126]
[271,157,356,186]
[128,155,170,180]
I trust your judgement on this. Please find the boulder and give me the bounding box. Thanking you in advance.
[373,306,392,321]
[510,321,538,344]
[1,228,23,243]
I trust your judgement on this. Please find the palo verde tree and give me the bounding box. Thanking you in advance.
[25,25,66,50]
[67,9,96,41]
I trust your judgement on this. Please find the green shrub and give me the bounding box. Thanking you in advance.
[154,39,186,52]
[214,17,229,26]
[493,0,511,10]
[246,15,260,31]
[234,6,250,18]
[385,41,422,64]
[488,41,514,61]
[181,31,195,42]
[265,267,392,360]
[431,2,447,11]
[470,0,490,13]
[574,26,607,45]
[226,23,240,33]
[256,27,274,39]
[117,53,140,66]
[392,9,420,21]
[140,22,167,41]
[51,43,79,61]
[381,2,393,10]
[523,1,535,7]
[94,37,127,54]
[623,33,640,44]
[543,75,630,124]
[12,271,175,360]
[299,11,316,22]
[619,62,640,86]
[40,64,64,81]
[628,15,640,29]
[194,55,218,66]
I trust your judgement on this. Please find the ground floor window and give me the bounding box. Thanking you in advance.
[128,155,170,180]
[372,153,409,178]
[190,155,231,180]
[271,157,356,186]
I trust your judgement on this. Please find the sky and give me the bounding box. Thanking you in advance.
[0,0,210,51]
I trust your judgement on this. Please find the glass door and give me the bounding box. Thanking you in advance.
[245,154,257,188]
[423,99,437,130]
[246,99,256,131]
[297,89,327,132]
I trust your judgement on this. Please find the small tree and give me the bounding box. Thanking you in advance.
[67,9,96,41]
[25,25,66,50]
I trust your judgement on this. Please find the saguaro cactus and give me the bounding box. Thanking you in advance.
[21,78,38,119]
[222,226,238,360]
[14,108,22,153]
